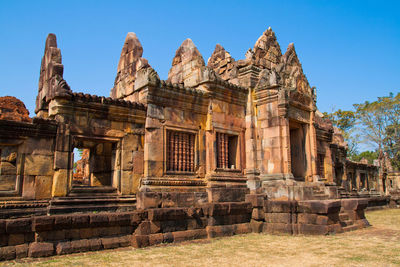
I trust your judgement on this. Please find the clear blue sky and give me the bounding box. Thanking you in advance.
[0,0,399,116]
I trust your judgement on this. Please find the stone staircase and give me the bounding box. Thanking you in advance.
[311,186,330,200]
[0,200,49,219]
[47,186,136,215]
[338,209,359,232]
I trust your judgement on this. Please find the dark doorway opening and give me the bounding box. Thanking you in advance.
[289,121,307,180]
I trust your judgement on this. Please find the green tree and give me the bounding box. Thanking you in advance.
[354,92,400,170]
[323,109,359,159]
[351,150,378,164]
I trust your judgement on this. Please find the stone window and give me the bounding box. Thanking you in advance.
[166,130,195,173]
[216,132,238,170]
[317,153,325,178]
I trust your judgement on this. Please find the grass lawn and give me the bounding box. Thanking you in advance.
[2,209,400,267]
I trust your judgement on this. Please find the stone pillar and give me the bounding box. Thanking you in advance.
[51,124,70,197]
[308,111,318,182]
[355,169,361,191]
[245,88,260,189]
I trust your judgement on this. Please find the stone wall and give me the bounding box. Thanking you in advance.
[0,195,371,260]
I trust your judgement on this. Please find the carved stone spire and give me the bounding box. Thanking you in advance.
[281,43,311,94]
[111,32,151,99]
[35,33,71,116]
[251,27,282,69]
[207,44,238,82]
[167,39,205,87]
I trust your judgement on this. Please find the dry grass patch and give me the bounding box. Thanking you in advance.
[2,208,400,267]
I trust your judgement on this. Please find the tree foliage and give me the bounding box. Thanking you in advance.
[354,92,400,170]
[324,92,399,169]
[322,109,359,158]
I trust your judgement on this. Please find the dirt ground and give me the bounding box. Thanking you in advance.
[2,209,400,267]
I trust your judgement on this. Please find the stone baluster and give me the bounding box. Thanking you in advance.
[174,132,178,171]
[224,134,228,169]
[178,132,183,171]
[190,134,194,172]
[169,131,174,171]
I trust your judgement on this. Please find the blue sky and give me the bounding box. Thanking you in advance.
[0,0,399,116]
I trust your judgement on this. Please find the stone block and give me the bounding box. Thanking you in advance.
[229,202,253,215]
[234,223,252,235]
[298,224,329,235]
[131,210,147,225]
[0,246,16,261]
[172,229,207,243]
[0,234,7,246]
[264,200,297,213]
[297,200,341,214]
[28,242,54,258]
[263,223,292,234]
[159,220,187,233]
[297,213,317,224]
[108,212,132,226]
[36,175,53,199]
[250,220,264,233]
[89,213,109,227]
[207,187,248,202]
[265,213,293,224]
[51,168,69,196]
[79,228,93,239]
[134,221,151,235]
[131,235,149,248]
[340,199,359,211]
[206,225,235,238]
[65,229,80,240]
[136,192,162,209]
[15,244,29,259]
[0,220,6,234]
[56,241,73,255]
[33,216,54,232]
[8,233,24,246]
[6,218,31,234]
[54,215,72,230]
[88,238,102,251]
[162,232,174,243]
[70,239,90,253]
[149,233,164,246]
[101,237,120,249]
[24,154,54,176]
[201,203,229,216]
[245,194,266,207]
[148,208,188,221]
[54,151,69,170]
[251,208,265,221]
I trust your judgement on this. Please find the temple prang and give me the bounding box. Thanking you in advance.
[0,29,398,260]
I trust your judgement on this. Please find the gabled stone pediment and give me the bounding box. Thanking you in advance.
[281,43,312,95]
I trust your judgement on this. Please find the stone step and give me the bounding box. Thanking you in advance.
[340,219,354,227]
[339,213,349,221]
[342,224,360,232]
[49,197,136,206]
[0,207,48,219]
[48,203,136,215]
[69,186,118,195]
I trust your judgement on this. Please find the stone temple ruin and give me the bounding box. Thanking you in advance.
[0,28,399,260]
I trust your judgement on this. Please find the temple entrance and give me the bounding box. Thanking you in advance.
[360,173,367,190]
[289,121,307,180]
[71,138,118,189]
[334,164,343,187]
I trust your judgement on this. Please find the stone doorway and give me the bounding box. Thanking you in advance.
[71,138,119,190]
[334,164,344,187]
[289,121,307,180]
